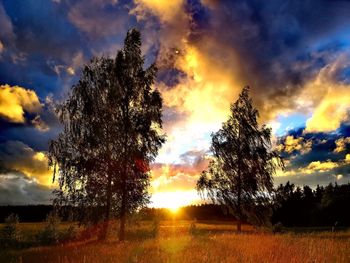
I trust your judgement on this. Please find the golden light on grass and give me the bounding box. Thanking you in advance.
[14,221,350,262]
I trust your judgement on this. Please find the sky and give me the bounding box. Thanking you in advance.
[0,0,350,207]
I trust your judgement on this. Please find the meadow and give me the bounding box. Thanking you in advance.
[1,220,349,263]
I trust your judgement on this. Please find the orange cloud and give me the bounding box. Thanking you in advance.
[131,0,184,23]
[276,159,342,178]
[277,135,312,154]
[305,160,338,173]
[31,115,49,132]
[155,42,243,163]
[334,137,350,153]
[0,40,4,54]
[345,154,350,163]
[0,84,42,123]
[130,0,350,194]
[150,151,209,193]
[161,44,241,126]
[303,56,350,133]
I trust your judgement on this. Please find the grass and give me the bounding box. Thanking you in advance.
[12,222,77,238]
[0,220,349,263]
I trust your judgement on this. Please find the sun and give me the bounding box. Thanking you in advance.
[150,191,199,210]
[168,204,180,214]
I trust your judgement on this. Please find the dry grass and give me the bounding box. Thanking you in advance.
[1,220,349,263]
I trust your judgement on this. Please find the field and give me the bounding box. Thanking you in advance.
[1,220,350,263]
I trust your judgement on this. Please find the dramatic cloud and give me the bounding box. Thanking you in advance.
[1,0,350,204]
[277,135,312,155]
[345,154,350,162]
[0,41,4,55]
[303,55,350,133]
[0,84,42,123]
[0,141,53,186]
[275,158,350,187]
[334,137,350,153]
[68,0,128,38]
[149,149,208,207]
[0,3,15,48]
[0,171,52,205]
[304,160,339,174]
[151,150,209,193]
[131,0,184,23]
[31,115,50,132]
[137,1,350,184]
[276,125,350,187]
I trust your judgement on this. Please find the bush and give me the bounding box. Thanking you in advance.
[0,214,21,248]
[60,225,77,243]
[37,212,61,245]
[151,217,160,238]
[189,221,197,236]
[127,213,142,228]
[272,222,284,234]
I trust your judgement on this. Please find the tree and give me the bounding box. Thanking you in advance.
[197,86,283,231]
[48,29,165,241]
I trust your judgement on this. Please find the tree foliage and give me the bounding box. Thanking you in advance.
[197,86,283,231]
[273,182,350,227]
[48,29,165,240]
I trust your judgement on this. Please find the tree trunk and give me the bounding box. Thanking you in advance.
[119,167,127,241]
[236,162,243,233]
[119,102,129,241]
[99,173,112,240]
[236,193,242,233]
[119,185,127,241]
[119,211,126,241]
[236,124,242,233]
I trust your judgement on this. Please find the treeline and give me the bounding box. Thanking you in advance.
[0,204,234,223]
[0,205,52,223]
[139,204,235,221]
[1,182,349,227]
[272,182,350,227]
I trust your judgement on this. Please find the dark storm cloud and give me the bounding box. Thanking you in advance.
[1,0,88,59]
[0,0,350,204]
[66,0,132,39]
[0,0,88,97]
[0,170,52,205]
[184,0,350,119]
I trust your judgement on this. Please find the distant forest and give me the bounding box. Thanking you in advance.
[272,182,350,227]
[0,182,349,227]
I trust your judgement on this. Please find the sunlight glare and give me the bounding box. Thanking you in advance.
[150,190,200,210]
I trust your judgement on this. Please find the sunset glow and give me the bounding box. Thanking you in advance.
[1,2,350,261]
[150,191,201,209]
[0,0,350,206]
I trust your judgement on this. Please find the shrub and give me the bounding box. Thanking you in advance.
[189,221,197,236]
[151,217,160,238]
[272,222,284,234]
[127,213,142,228]
[60,225,77,243]
[0,214,21,248]
[37,212,61,245]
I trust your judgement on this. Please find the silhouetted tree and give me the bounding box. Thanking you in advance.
[197,86,283,231]
[48,29,165,241]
